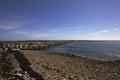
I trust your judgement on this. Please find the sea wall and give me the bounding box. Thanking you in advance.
[0,40,73,51]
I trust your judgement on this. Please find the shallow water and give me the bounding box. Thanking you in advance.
[44,41,120,61]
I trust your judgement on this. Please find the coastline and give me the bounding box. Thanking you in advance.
[0,41,120,80]
[6,50,120,80]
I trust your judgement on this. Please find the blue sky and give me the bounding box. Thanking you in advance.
[0,0,120,40]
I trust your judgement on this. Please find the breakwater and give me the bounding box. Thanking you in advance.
[0,40,73,51]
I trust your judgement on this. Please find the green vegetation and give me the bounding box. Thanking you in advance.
[0,51,7,80]
[0,51,4,79]
[0,76,6,80]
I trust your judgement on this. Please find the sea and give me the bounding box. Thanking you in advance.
[44,41,120,61]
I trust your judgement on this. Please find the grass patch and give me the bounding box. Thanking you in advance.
[0,51,5,79]
[0,51,2,60]
[0,75,7,80]
[0,51,8,79]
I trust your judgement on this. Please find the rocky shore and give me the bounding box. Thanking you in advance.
[0,40,73,80]
[0,40,72,51]
[1,50,120,80]
[0,41,120,80]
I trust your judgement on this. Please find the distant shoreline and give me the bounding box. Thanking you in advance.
[0,40,120,42]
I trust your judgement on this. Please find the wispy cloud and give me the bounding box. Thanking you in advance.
[0,22,24,30]
[113,28,119,31]
[13,29,52,40]
[101,30,110,33]
[90,28,120,36]
[50,29,59,32]
[90,28,120,40]
[14,30,27,34]
[90,29,111,36]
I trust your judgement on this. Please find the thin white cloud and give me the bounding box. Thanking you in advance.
[113,29,119,31]
[29,33,55,40]
[90,29,111,36]
[90,32,100,36]
[90,28,120,40]
[0,23,23,30]
[101,30,110,33]
[92,35,120,40]
[14,30,27,34]
[50,29,58,32]
[13,29,52,39]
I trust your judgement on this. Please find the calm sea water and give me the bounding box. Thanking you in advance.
[44,41,120,61]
